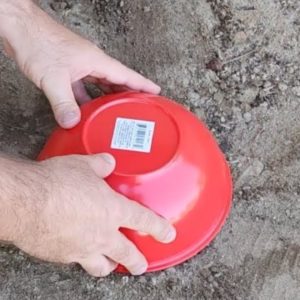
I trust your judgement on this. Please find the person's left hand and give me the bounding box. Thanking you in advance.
[3,2,160,128]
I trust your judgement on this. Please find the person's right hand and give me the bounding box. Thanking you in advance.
[14,154,176,277]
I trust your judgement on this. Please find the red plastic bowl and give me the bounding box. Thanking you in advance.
[38,92,232,272]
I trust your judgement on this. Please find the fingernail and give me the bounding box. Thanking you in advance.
[59,111,80,128]
[101,153,115,165]
[163,227,177,243]
[133,264,147,276]
[152,83,161,94]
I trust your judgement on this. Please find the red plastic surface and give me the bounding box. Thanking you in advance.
[38,92,233,272]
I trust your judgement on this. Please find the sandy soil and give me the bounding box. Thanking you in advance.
[0,0,299,299]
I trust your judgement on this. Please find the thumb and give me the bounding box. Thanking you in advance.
[84,153,116,178]
[41,71,81,129]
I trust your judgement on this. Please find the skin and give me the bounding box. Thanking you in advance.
[0,0,176,277]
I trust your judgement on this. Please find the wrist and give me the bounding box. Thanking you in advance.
[0,0,37,52]
[0,155,47,245]
[0,0,34,31]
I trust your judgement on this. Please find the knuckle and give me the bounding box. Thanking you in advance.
[139,210,154,229]
[88,268,101,277]
[96,267,111,278]
[52,101,75,113]
[139,208,170,239]
[22,59,42,86]
[81,259,112,278]
[111,197,124,221]
[90,268,105,278]
[156,220,171,239]
[111,244,132,262]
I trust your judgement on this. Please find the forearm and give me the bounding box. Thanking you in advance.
[0,0,67,63]
[0,0,46,60]
[0,0,34,37]
[0,154,44,244]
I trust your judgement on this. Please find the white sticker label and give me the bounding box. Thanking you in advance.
[111,118,155,153]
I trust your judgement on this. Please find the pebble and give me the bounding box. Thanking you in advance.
[236,160,265,187]
[195,108,206,120]
[243,112,252,123]
[238,87,259,104]
[292,86,300,96]
[206,58,223,72]
[263,81,272,89]
[278,83,288,91]
[86,282,95,290]
[188,91,204,106]
[151,277,157,285]
[234,31,247,44]
[252,160,265,176]
[122,276,129,284]
[49,274,60,283]
[213,91,224,103]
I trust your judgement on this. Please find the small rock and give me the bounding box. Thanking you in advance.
[138,276,147,284]
[213,91,224,103]
[236,159,265,187]
[182,76,190,87]
[188,91,204,106]
[234,31,247,44]
[86,282,94,290]
[232,73,240,82]
[292,86,300,96]
[206,58,223,72]
[195,108,206,121]
[151,277,157,285]
[243,112,252,123]
[263,81,272,89]
[144,6,151,13]
[278,83,288,91]
[251,160,265,176]
[49,274,60,283]
[119,0,124,7]
[238,87,259,104]
[122,276,129,284]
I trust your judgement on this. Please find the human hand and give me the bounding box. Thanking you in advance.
[14,154,176,277]
[1,1,160,128]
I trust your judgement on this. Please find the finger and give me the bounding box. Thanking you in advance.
[80,254,117,277]
[91,53,161,94]
[105,233,148,275]
[72,80,92,104]
[41,71,81,129]
[83,153,116,178]
[120,197,176,243]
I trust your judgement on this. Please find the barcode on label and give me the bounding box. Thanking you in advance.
[111,118,155,153]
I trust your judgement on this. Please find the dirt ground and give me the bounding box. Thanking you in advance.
[0,0,299,299]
